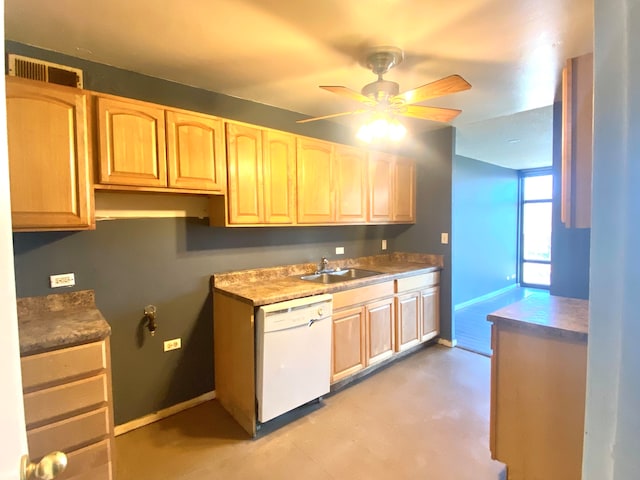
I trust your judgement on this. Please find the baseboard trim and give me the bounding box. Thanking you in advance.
[454,284,519,311]
[438,338,458,348]
[114,390,216,436]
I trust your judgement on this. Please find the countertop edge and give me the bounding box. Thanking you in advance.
[213,263,441,307]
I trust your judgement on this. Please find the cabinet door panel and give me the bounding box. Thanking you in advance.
[393,160,415,222]
[226,123,264,223]
[396,291,420,351]
[335,145,367,223]
[263,130,296,224]
[332,307,366,383]
[6,78,92,230]
[297,138,334,223]
[366,298,395,364]
[97,97,166,187]
[166,110,225,191]
[369,152,394,222]
[420,286,440,342]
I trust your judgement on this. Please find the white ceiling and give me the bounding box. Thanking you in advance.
[4,0,592,168]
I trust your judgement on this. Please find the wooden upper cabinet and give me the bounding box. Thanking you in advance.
[368,151,395,222]
[297,137,335,224]
[226,122,264,224]
[393,159,416,222]
[166,109,225,191]
[263,130,296,224]
[96,96,167,188]
[335,145,368,223]
[6,77,93,231]
[224,123,296,225]
[561,53,593,228]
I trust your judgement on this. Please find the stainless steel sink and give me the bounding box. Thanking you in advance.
[299,268,382,284]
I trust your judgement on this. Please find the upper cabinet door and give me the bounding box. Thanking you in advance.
[393,160,416,222]
[335,145,368,223]
[368,151,395,222]
[96,96,167,187]
[297,138,335,224]
[166,110,226,192]
[6,77,93,231]
[263,130,296,224]
[226,122,264,224]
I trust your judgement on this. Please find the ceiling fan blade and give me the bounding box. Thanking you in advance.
[296,109,367,124]
[397,105,462,123]
[393,75,471,105]
[320,86,375,105]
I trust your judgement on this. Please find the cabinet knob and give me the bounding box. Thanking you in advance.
[20,451,67,480]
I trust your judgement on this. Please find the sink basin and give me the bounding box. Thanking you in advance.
[299,268,382,284]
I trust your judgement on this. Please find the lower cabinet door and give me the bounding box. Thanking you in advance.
[366,297,395,364]
[395,291,421,351]
[331,307,366,383]
[420,286,440,342]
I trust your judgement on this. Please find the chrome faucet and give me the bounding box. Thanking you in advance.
[317,256,330,273]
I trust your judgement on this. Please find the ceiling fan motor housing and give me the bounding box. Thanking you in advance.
[361,80,400,103]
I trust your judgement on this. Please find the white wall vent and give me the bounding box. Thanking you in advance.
[7,54,83,88]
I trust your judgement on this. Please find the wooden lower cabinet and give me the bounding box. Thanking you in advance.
[21,340,114,480]
[331,306,366,383]
[395,272,441,351]
[420,286,440,342]
[366,297,395,364]
[395,291,421,351]
[490,320,587,479]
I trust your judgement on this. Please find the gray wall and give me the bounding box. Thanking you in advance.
[550,101,590,299]
[396,127,455,340]
[451,155,519,307]
[7,42,453,423]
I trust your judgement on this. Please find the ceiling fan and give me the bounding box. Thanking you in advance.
[296,46,471,125]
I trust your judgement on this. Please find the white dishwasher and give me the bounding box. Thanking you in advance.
[256,294,333,423]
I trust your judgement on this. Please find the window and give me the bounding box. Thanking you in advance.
[519,170,552,287]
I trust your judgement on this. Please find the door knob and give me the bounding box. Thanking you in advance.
[20,451,67,480]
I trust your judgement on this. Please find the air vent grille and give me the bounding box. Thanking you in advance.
[8,54,83,88]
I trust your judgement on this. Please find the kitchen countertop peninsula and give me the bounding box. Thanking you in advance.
[17,289,111,356]
[487,293,588,480]
[213,252,442,306]
[487,293,588,341]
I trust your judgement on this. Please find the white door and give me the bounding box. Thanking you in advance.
[0,6,29,478]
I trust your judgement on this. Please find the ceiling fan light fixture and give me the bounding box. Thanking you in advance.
[356,114,406,143]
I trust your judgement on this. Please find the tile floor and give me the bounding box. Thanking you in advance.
[115,346,505,480]
[454,286,548,356]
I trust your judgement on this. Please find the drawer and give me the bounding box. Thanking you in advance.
[24,374,108,427]
[395,272,440,293]
[21,341,106,391]
[333,281,394,310]
[27,407,111,460]
[57,439,112,480]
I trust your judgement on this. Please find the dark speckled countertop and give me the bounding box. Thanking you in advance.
[487,293,588,341]
[213,252,443,306]
[17,290,111,356]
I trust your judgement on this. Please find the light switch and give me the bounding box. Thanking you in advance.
[336,246,345,255]
[441,233,449,244]
[381,239,387,250]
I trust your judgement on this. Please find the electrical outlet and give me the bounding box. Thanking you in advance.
[49,273,75,288]
[335,246,345,255]
[163,338,181,352]
[440,233,449,244]
[381,239,387,250]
